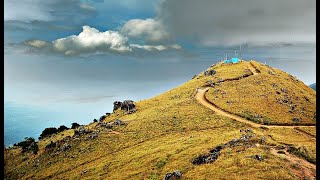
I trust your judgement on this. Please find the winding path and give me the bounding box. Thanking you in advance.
[195,62,316,139]
[195,62,316,178]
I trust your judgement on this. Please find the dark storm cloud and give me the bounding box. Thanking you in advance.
[158,0,316,46]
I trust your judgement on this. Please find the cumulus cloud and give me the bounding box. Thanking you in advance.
[121,18,171,43]
[158,0,316,46]
[24,25,181,56]
[24,40,49,49]
[52,26,131,55]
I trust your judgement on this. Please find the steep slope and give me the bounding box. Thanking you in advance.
[4,60,316,180]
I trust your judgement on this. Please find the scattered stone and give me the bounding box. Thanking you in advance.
[253,155,263,161]
[268,70,275,75]
[303,96,310,102]
[81,170,88,175]
[276,91,281,95]
[61,143,71,151]
[164,170,182,180]
[97,122,113,129]
[292,117,301,123]
[113,119,126,126]
[204,69,216,76]
[75,126,93,136]
[281,88,287,93]
[205,80,215,87]
[87,132,98,140]
[272,83,278,88]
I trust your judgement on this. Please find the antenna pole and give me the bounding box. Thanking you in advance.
[240,44,242,59]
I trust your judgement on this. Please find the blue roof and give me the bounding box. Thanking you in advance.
[224,57,239,64]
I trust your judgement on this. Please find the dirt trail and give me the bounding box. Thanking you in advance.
[195,62,316,139]
[270,148,316,178]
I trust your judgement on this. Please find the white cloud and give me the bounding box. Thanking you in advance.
[52,26,132,55]
[24,40,49,48]
[24,25,181,56]
[158,0,316,46]
[130,44,181,51]
[121,18,171,43]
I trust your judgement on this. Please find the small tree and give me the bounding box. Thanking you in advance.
[39,127,58,139]
[58,125,69,132]
[71,122,80,129]
[14,137,35,152]
[30,142,39,155]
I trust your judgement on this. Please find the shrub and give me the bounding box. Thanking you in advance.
[58,125,69,132]
[99,115,106,122]
[39,127,58,139]
[71,123,80,129]
[14,137,38,154]
[93,119,98,123]
[30,142,39,155]
[14,137,35,152]
[45,141,57,150]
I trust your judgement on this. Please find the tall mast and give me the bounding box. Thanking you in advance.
[239,44,242,59]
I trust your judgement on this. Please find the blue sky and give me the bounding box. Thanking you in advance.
[4,0,316,104]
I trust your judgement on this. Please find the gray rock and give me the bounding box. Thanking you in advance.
[61,143,71,151]
[164,170,182,180]
[113,119,126,126]
[292,117,301,123]
[254,155,263,161]
[204,69,216,76]
[113,101,122,111]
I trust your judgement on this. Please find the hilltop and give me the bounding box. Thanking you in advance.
[4,60,316,179]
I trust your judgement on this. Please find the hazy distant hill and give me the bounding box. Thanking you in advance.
[309,83,316,91]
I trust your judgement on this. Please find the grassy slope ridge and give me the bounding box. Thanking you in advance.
[205,61,316,125]
[4,60,316,179]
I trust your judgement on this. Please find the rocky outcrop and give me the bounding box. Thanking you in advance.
[164,170,182,180]
[192,129,257,165]
[113,100,136,113]
[204,69,216,76]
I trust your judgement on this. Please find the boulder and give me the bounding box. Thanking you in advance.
[113,100,136,113]
[254,155,263,161]
[113,101,122,111]
[121,100,136,113]
[61,143,71,151]
[292,117,301,123]
[113,119,126,126]
[204,69,216,76]
[164,170,182,180]
[281,88,287,93]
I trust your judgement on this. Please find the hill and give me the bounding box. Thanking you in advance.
[309,83,316,91]
[4,60,316,179]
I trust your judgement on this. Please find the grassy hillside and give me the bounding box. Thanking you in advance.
[205,61,316,125]
[4,60,316,179]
